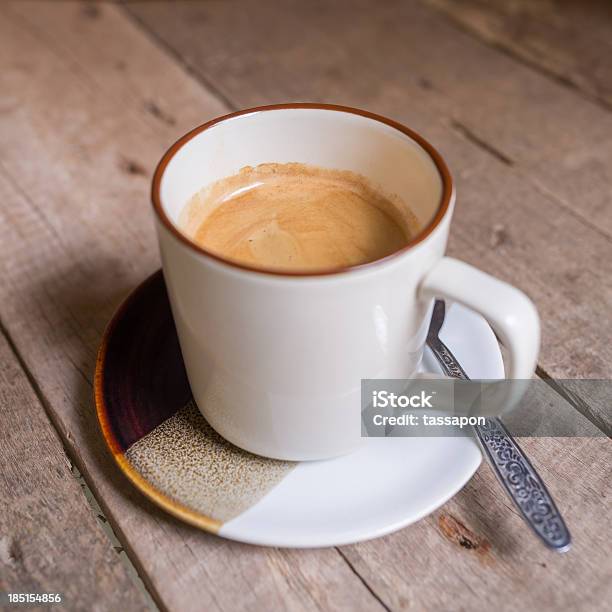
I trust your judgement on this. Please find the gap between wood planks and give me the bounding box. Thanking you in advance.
[536,366,611,437]
[0,318,160,612]
[450,118,612,250]
[422,0,612,116]
[416,0,612,435]
[0,312,170,612]
[423,0,612,254]
[122,3,610,439]
[70,462,159,612]
[449,117,612,247]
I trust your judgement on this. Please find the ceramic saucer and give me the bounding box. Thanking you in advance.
[95,270,504,547]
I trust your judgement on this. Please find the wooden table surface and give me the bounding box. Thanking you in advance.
[1,1,610,610]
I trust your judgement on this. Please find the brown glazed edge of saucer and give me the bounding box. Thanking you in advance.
[94,269,222,533]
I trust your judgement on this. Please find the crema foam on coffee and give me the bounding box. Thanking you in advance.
[178,163,419,273]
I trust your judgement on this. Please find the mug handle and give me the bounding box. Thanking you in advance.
[419,257,540,379]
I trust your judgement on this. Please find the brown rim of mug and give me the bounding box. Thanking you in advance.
[151,103,453,277]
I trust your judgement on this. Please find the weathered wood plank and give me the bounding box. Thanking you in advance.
[0,331,151,611]
[2,2,610,611]
[425,0,612,109]
[125,0,612,429]
[121,1,612,606]
[0,3,383,611]
[343,437,612,612]
[125,0,612,239]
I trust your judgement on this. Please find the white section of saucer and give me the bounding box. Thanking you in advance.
[219,302,504,547]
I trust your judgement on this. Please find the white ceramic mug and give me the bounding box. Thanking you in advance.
[152,104,540,461]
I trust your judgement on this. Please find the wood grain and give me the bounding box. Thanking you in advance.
[0,331,150,611]
[126,0,612,430]
[0,3,383,611]
[0,1,610,611]
[425,0,612,109]
[126,0,612,237]
[343,437,612,612]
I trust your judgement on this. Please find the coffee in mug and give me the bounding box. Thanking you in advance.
[179,163,419,273]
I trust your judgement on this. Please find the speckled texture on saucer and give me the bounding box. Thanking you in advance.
[96,270,295,530]
[125,401,294,522]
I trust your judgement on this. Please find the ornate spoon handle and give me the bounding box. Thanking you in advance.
[427,336,571,552]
